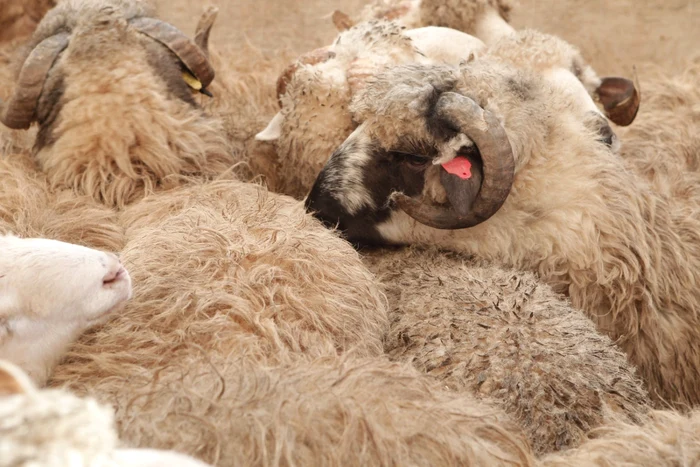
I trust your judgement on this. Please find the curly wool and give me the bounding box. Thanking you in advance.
[363,246,650,455]
[0,386,118,466]
[62,353,536,466]
[48,179,395,462]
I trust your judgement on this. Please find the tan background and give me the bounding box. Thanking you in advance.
[154,0,699,76]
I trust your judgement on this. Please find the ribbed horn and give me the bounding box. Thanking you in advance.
[0,32,69,130]
[129,16,215,88]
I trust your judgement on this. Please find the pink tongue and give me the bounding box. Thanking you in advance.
[441,156,472,179]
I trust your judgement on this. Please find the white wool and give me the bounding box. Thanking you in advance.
[0,360,212,467]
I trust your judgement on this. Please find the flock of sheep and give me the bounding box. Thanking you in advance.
[1,0,699,465]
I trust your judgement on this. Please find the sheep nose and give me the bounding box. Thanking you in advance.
[102,254,125,285]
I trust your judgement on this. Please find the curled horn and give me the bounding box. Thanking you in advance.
[194,6,218,57]
[0,32,69,130]
[129,16,215,88]
[276,47,336,107]
[391,92,515,230]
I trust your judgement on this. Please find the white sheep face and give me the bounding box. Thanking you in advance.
[0,235,132,385]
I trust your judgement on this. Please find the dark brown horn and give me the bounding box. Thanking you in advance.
[595,77,640,127]
[129,17,215,88]
[0,32,69,130]
[275,47,336,107]
[391,92,514,230]
[194,6,218,58]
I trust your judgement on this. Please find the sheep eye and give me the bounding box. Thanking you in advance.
[392,151,431,170]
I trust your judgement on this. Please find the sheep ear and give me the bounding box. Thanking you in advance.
[0,360,35,396]
[332,10,354,31]
[595,77,640,127]
[255,112,284,141]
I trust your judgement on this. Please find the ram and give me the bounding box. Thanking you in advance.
[305,56,700,406]
[0,0,235,207]
[0,234,131,387]
[256,3,638,199]
[364,246,650,454]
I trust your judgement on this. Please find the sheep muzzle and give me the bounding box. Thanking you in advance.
[0,32,69,130]
[391,92,514,230]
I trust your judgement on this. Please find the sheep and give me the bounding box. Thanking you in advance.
[254,19,489,198]
[256,7,638,199]
[304,57,700,407]
[0,359,213,467]
[363,245,650,454]
[0,0,238,208]
[54,351,537,466]
[0,234,132,387]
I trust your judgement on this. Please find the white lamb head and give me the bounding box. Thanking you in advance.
[0,235,132,386]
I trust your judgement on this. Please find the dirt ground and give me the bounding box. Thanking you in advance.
[154,0,700,78]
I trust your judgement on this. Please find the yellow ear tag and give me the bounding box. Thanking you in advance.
[182,71,202,91]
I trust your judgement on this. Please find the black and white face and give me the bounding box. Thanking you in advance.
[305,84,513,246]
[305,123,436,246]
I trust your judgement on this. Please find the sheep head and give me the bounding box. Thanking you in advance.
[304,60,616,245]
[0,0,217,131]
[0,234,131,385]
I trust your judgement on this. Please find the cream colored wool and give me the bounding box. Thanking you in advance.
[540,409,700,466]
[363,246,650,454]
[56,352,536,466]
[615,60,700,201]
[201,43,297,191]
[0,154,124,252]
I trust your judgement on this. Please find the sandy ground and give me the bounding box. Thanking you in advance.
[153,0,700,78]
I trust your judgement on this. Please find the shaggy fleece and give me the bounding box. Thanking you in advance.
[363,246,651,455]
